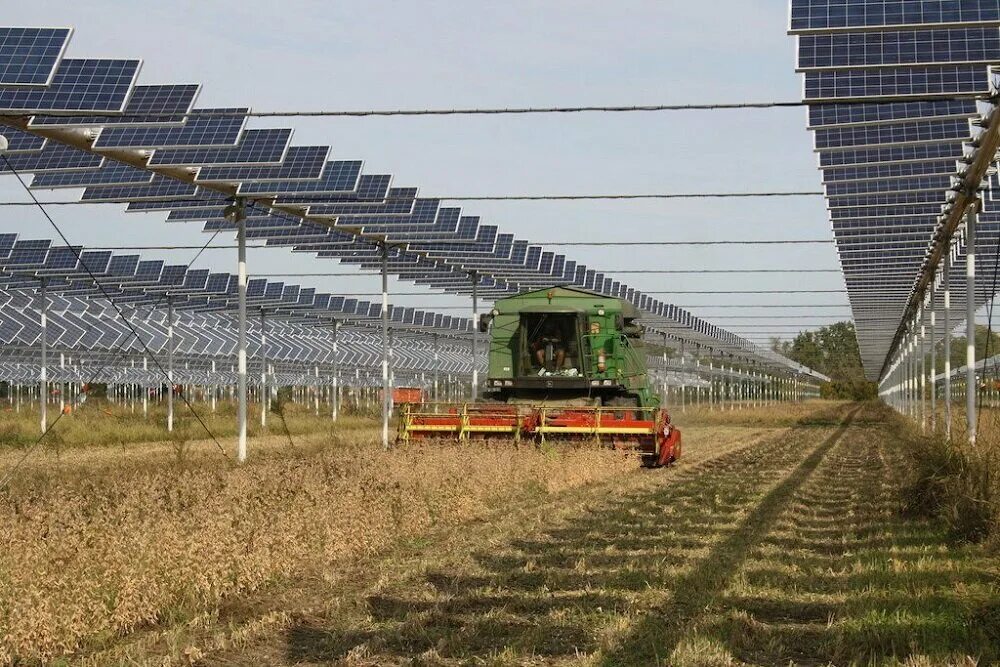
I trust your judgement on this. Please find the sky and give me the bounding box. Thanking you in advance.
[0,0,848,345]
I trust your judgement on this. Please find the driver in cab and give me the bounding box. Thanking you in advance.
[531,320,566,370]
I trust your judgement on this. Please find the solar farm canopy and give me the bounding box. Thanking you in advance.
[0,25,822,379]
[791,0,1000,379]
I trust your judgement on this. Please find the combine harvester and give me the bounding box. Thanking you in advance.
[399,287,681,467]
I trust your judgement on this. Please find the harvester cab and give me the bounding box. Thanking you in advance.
[399,286,681,467]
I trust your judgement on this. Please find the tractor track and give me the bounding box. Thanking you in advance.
[89,404,999,666]
[219,408,859,666]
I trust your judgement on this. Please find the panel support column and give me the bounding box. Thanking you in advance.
[380,242,390,450]
[944,253,953,438]
[166,293,174,433]
[260,308,267,428]
[471,272,479,401]
[965,205,977,445]
[38,278,47,435]
[331,319,339,421]
[231,199,248,463]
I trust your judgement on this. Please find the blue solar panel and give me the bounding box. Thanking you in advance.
[196,145,329,182]
[237,160,363,196]
[807,99,978,128]
[0,124,45,152]
[814,117,971,150]
[28,83,199,127]
[0,143,103,173]
[272,173,390,204]
[308,188,418,216]
[0,27,71,86]
[81,175,198,202]
[827,190,947,207]
[818,140,964,166]
[829,203,945,219]
[31,161,154,188]
[93,108,248,149]
[826,176,951,197]
[821,159,958,182]
[148,128,291,166]
[791,1,1000,33]
[797,27,1000,70]
[0,58,141,113]
[803,64,989,100]
[3,239,50,267]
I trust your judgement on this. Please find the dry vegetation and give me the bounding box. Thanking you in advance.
[0,405,651,664]
[1,399,997,666]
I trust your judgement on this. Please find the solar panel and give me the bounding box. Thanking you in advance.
[81,175,198,202]
[0,27,71,86]
[0,58,141,113]
[807,99,978,128]
[30,161,154,188]
[28,83,199,127]
[308,188,418,217]
[803,64,989,101]
[272,172,390,204]
[814,117,972,150]
[821,159,959,182]
[147,128,292,167]
[0,124,45,152]
[818,140,964,166]
[797,27,1000,70]
[196,145,329,182]
[92,108,248,149]
[789,1,1000,33]
[237,159,363,196]
[0,143,103,173]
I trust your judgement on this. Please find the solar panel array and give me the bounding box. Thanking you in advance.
[791,0,1000,379]
[0,25,825,382]
[0,233,478,383]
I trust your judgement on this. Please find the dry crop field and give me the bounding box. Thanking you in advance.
[0,400,998,666]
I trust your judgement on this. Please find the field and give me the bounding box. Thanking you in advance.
[0,400,998,665]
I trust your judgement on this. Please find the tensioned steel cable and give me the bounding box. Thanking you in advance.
[24,94,991,118]
[0,191,826,206]
[82,239,835,250]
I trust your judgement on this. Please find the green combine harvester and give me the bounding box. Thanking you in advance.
[400,287,681,467]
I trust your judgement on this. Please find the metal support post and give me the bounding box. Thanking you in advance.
[260,308,267,428]
[433,333,440,401]
[380,243,390,450]
[944,253,953,439]
[38,279,47,434]
[233,200,248,462]
[930,299,936,432]
[920,311,926,432]
[965,206,977,444]
[331,319,339,421]
[471,272,479,400]
[166,294,174,433]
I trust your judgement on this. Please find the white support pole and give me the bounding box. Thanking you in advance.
[433,332,440,402]
[920,310,926,433]
[166,294,174,433]
[944,253,953,439]
[331,319,339,421]
[142,355,148,418]
[930,300,937,432]
[38,279,47,435]
[966,206,977,445]
[380,243,390,450]
[471,273,480,400]
[234,201,248,462]
[260,308,267,428]
[210,359,216,413]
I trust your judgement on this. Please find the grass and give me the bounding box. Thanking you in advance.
[1,400,997,665]
[0,398,358,450]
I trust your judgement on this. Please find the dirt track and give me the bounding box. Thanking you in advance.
[84,403,999,666]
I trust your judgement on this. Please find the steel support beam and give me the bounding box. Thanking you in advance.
[966,206,977,445]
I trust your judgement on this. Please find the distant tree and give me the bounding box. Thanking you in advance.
[932,325,1000,373]
[772,321,876,400]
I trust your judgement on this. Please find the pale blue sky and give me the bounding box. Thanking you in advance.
[0,1,847,343]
